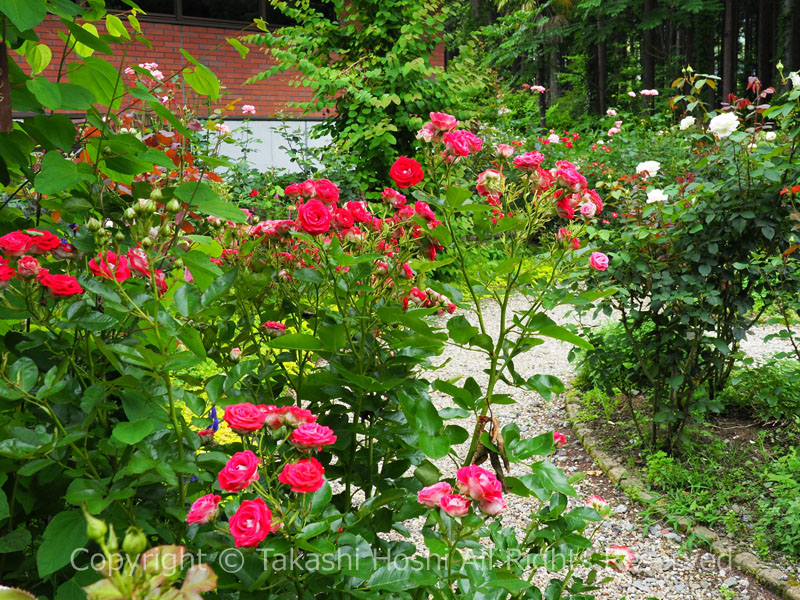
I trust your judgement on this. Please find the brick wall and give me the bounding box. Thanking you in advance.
[29,16,445,120]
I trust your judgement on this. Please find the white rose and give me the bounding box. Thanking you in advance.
[646,188,669,204]
[790,71,800,88]
[708,112,739,138]
[548,133,560,144]
[765,131,777,141]
[636,161,660,176]
[679,116,696,130]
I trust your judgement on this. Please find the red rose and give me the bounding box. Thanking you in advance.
[429,111,458,131]
[290,423,337,451]
[313,179,340,205]
[284,183,302,197]
[26,230,61,254]
[556,195,575,220]
[0,231,33,257]
[345,201,371,224]
[389,157,424,189]
[89,251,132,282]
[153,268,167,296]
[217,450,261,492]
[278,457,325,493]
[296,199,331,236]
[332,207,355,230]
[224,402,267,434]
[229,498,272,548]
[512,151,545,171]
[0,263,15,287]
[16,256,41,278]
[283,406,317,427]
[126,248,150,278]
[39,273,83,297]
[249,189,258,198]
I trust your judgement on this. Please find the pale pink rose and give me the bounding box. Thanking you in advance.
[439,493,471,516]
[627,91,637,98]
[479,496,507,515]
[476,169,504,197]
[607,545,635,572]
[418,482,452,507]
[381,188,407,208]
[456,465,503,502]
[242,104,256,115]
[416,122,436,143]
[531,85,546,93]
[230,348,242,361]
[606,109,617,116]
[586,495,612,517]
[496,143,514,157]
[185,494,221,524]
[589,252,609,271]
[614,120,623,128]
[579,202,597,218]
[608,127,621,136]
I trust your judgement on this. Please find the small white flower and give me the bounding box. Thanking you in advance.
[497,107,510,115]
[636,161,660,176]
[708,112,739,138]
[747,143,757,151]
[790,71,800,88]
[548,133,560,144]
[765,131,777,141]
[679,115,696,130]
[646,188,669,203]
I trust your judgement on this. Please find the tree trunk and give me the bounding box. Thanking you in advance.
[597,36,607,114]
[537,60,547,127]
[757,0,775,87]
[641,0,656,108]
[787,0,800,71]
[722,0,738,100]
[549,47,561,102]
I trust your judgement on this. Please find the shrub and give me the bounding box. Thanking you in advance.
[718,359,800,422]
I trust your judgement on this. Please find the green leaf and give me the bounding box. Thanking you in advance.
[174,181,246,223]
[0,527,31,553]
[9,357,37,392]
[174,284,201,317]
[0,0,46,31]
[200,269,237,307]
[180,50,220,100]
[26,77,61,109]
[26,43,52,75]
[308,481,332,516]
[538,324,593,350]
[268,333,322,351]
[227,37,250,58]
[419,431,450,459]
[509,431,554,461]
[105,13,129,38]
[67,57,122,108]
[180,250,223,291]
[35,152,81,195]
[36,510,88,577]
[179,327,207,358]
[112,419,154,444]
[62,20,112,56]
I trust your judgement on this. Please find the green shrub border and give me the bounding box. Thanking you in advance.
[563,389,800,600]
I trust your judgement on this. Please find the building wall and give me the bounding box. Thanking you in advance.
[29,15,445,170]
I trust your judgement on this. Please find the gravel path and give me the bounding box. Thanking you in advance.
[417,296,794,600]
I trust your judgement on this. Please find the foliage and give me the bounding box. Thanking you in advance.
[758,447,800,556]
[717,359,800,423]
[245,0,489,192]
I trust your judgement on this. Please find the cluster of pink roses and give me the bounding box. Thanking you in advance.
[418,465,507,517]
[402,286,457,315]
[187,403,336,548]
[0,229,83,297]
[89,248,168,295]
[416,112,483,161]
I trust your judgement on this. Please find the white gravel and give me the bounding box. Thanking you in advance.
[405,296,795,600]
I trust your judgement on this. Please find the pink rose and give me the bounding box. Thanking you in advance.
[16,256,40,278]
[390,157,424,188]
[479,496,507,515]
[224,402,267,434]
[579,202,597,218]
[429,111,458,131]
[456,465,503,502]
[555,167,587,192]
[442,129,483,157]
[185,493,221,524]
[283,406,317,427]
[314,179,340,205]
[229,498,272,548]
[217,450,261,492]
[408,287,427,305]
[262,321,287,337]
[290,423,337,451]
[26,229,61,254]
[381,188,407,208]
[241,104,256,115]
[418,482,452,507]
[583,189,603,213]
[414,201,436,221]
[400,263,414,280]
[439,493,471,516]
[512,151,545,171]
[89,251,131,282]
[533,167,555,192]
[278,457,325,493]
[127,247,150,278]
[607,545,635,572]
[556,195,575,220]
[496,143,514,158]
[332,207,355,230]
[345,201,371,224]
[297,199,331,236]
[0,231,33,257]
[589,252,609,271]
[258,405,285,430]
[586,495,611,517]
[553,431,567,447]
[476,169,504,197]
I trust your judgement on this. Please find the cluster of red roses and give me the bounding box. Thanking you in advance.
[88,248,168,295]
[0,229,83,297]
[417,465,506,517]
[187,402,337,548]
